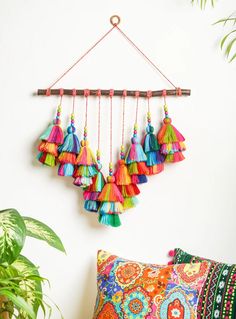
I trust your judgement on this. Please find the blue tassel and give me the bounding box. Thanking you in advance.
[58,125,80,153]
[143,125,159,153]
[84,200,99,212]
[132,174,148,184]
[156,151,165,164]
[58,163,74,176]
[146,152,158,166]
[99,202,124,214]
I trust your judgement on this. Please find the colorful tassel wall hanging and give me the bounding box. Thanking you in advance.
[115,90,140,210]
[98,90,124,227]
[125,92,149,184]
[73,90,98,188]
[37,91,64,167]
[143,91,164,175]
[58,92,80,176]
[35,15,191,226]
[84,91,105,212]
[157,91,186,163]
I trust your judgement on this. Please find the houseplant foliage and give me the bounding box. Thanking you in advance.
[190,0,236,61]
[191,0,215,9]
[0,208,65,319]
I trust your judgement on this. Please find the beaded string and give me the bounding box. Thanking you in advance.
[83,89,90,140]
[120,90,127,159]
[109,89,114,176]
[96,90,102,165]
[162,89,169,119]
[133,91,140,137]
[70,89,76,126]
[147,90,152,125]
[55,88,64,125]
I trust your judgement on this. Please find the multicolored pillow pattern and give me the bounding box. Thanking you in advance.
[93,250,210,319]
[170,248,236,319]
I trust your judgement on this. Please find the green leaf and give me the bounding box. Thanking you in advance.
[214,13,236,26]
[12,255,42,314]
[225,36,236,57]
[191,0,215,9]
[0,209,26,266]
[229,52,236,62]
[0,289,36,319]
[23,217,65,253]
[220,30,236,49]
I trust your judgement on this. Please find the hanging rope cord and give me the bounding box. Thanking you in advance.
[135,93,139,126]
[120,91,126,160]
[97,91,101,161]
[109,90,114,176]
[47,25,177,90]
[122,91,127,145]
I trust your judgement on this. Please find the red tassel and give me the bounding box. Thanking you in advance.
[74,140,98,188]
[37,106,64,167]
[98,176,124,227]
[114,159,139,210]
[146,163,164,176]
[157,109,186,163]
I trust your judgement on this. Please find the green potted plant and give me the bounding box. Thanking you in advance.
[0,208,65,319]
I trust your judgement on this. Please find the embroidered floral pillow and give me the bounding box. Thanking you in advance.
[93,250,210,319]
[170,248,236,319]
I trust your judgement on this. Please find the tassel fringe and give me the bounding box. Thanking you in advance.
[98,177,124,203]
[123,197,138,209]
[40,123,64,145]
[38,142,58,156]
[58,163,74,176]
[98,213,121,227]
[125,137,147,164]
[84,200,100,212]
[158,117,186,163]
[146,163,164,175]
[114,160,131,185]
[131,174,148,184]
[37,152,56,167]
[99,202,124,214]
[76,140,97,166]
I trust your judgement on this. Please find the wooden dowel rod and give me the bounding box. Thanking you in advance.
[37,88,191,97]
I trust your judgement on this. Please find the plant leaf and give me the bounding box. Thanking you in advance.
[225,36,236,57]
[220,30,236,49]
[0,289,36,319]
[229,52,236,62]
[214,12,236,26]
[12,255,43,314]
[23,217,65,253]
[0,209,26,266]
[191,0,215,9]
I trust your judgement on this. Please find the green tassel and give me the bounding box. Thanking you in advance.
[123,197,138,210]
[98,214,121,227]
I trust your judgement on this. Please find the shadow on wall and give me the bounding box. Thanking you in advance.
[75,260,97,319]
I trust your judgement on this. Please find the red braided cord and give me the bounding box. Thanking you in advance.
[110,93,113,164]
[97,93,101,152]
[121,91,126,146]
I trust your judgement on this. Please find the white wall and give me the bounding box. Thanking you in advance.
[1,0,236,318]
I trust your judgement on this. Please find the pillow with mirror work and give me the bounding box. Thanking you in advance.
[93,250,210,319]
[170,248,236,319]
